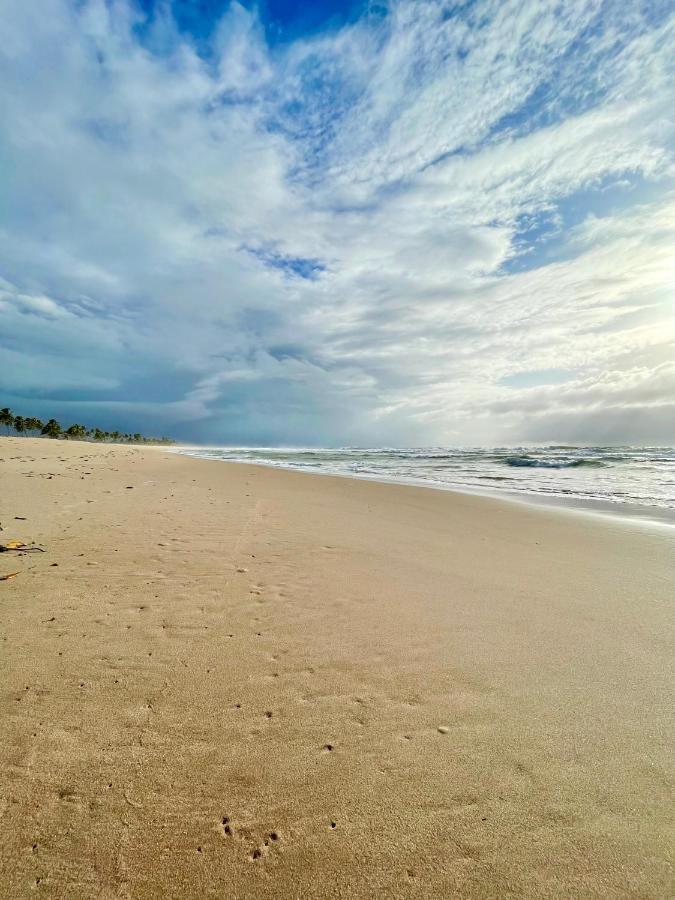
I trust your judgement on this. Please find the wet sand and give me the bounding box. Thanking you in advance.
[0,437,673,898]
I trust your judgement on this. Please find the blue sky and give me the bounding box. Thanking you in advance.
[1,0,674,445]
[143,0,371,44]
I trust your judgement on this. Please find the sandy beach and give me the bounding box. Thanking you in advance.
[0,436,673,898]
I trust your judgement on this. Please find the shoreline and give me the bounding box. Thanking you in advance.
[172,447,675,531]
[1,437,673,898]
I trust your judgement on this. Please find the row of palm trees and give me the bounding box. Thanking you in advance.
[0,407,174,444]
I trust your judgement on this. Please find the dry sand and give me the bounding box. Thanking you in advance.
[0,436,673,898]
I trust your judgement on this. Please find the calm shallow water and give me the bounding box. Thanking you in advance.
[175,446,675,524]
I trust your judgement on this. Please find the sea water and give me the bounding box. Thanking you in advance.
[175,445,675,524]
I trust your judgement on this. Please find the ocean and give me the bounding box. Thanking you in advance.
[174,445,675,525]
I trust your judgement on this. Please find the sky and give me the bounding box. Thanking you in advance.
[1,0,674,446]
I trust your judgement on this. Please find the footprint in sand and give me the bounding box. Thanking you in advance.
[219,816,282,862]
[249,830,281,861]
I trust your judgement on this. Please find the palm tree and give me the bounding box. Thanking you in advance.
[65,423,87,440]
[0,407,13,435]
[1,406,175,443]
[25,417,43,436]
[41,418,62,439]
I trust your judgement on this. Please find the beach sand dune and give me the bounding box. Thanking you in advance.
[0,438,673,898]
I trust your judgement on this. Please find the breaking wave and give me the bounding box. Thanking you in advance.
[174,444,675,514]
[505,456,605,469]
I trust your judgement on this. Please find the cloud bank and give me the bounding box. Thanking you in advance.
[1,0,674,445]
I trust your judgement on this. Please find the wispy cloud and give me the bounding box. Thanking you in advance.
[0,0,673,444]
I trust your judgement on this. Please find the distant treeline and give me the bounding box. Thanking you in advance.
[0,407,174,444]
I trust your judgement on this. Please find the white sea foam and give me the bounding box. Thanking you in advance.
[174,445,675,522]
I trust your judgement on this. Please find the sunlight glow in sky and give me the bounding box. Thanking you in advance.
[1,0,674,444]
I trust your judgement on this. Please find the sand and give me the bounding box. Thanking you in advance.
[0,437,673,898]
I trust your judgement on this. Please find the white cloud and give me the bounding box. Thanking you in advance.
[0,0,673,444]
